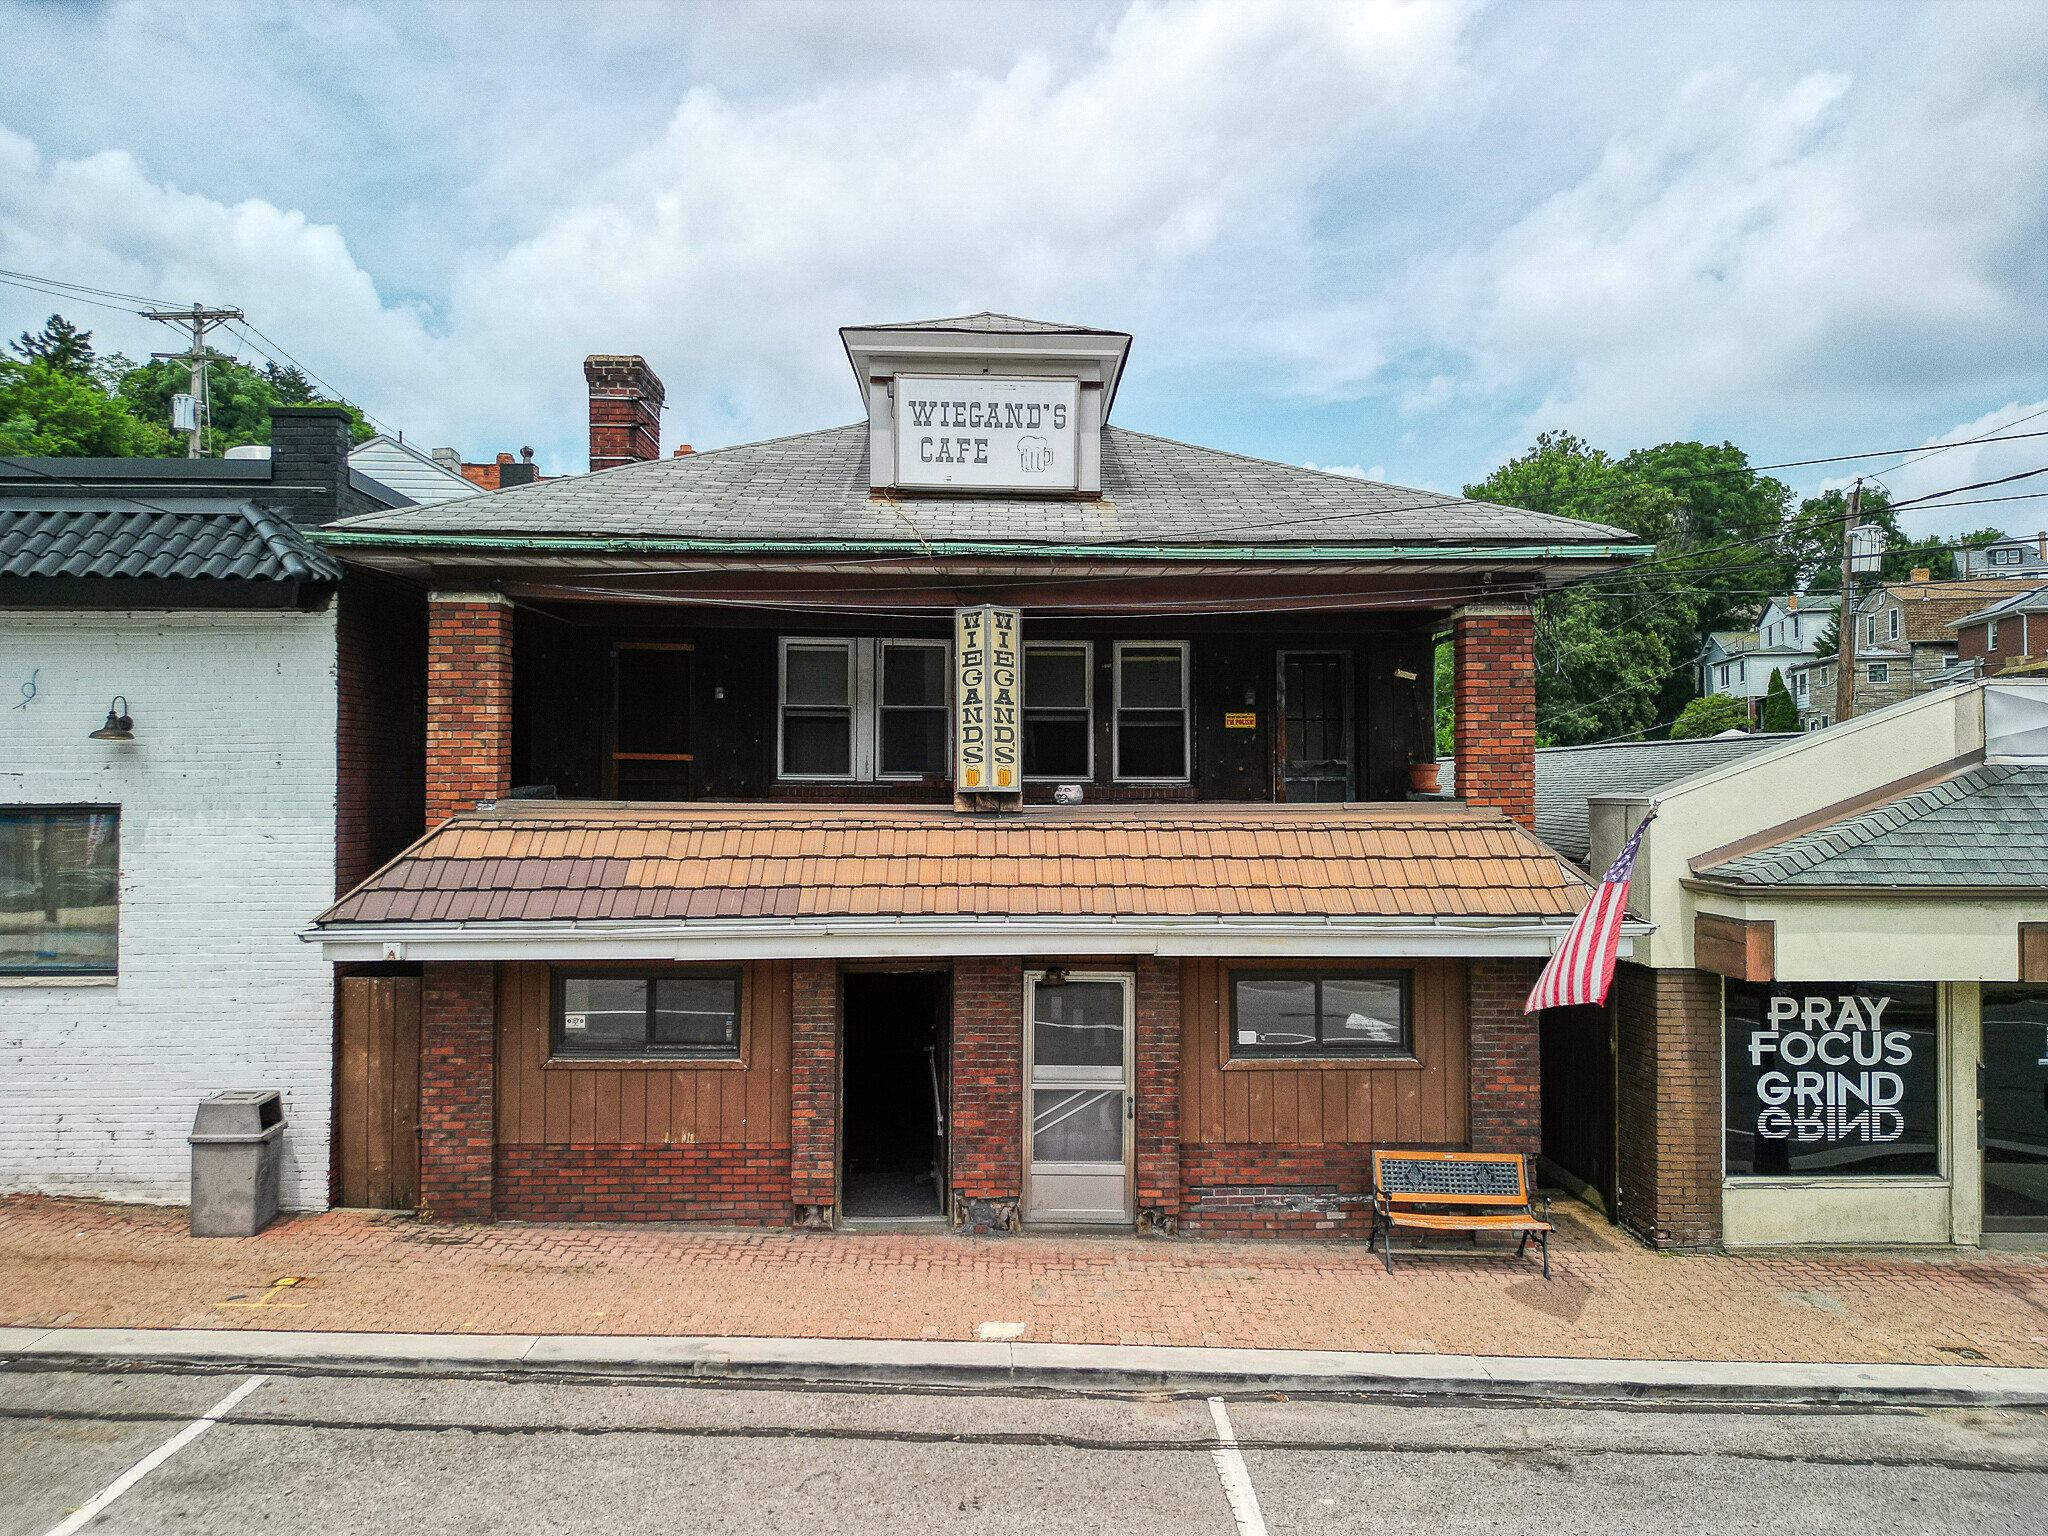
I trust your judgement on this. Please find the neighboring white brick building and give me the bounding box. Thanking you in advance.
[0,609,339,1208]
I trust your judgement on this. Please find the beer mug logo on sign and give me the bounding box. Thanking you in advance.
[1016,435,1053,474]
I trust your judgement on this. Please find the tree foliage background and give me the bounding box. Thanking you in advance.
[1,313,369,458]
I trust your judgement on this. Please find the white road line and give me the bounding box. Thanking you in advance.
[1207,1395,1270,1536]
[41,1374,267,1536]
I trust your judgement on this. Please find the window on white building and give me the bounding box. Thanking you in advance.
[0,809,119,975]
[1991,546,2020,566]
[1794,672,1807,697]
[778,637,950,781]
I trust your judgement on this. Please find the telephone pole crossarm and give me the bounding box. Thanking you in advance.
[141,303,246,457]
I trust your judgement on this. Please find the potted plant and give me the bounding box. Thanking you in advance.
[1408,756,1441,794]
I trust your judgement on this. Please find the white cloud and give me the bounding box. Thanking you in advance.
[1303,462,1384,481]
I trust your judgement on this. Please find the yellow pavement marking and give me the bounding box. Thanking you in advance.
[216,1276,310,1310]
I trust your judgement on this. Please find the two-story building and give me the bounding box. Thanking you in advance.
[1697,593,1837,719]
[1957,533,2048,581]
[1949,586,2048,679]
[301,313,1651,1237]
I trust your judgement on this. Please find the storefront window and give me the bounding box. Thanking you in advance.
[1231,971,1411,1058]
[0,809,120,975]
[1724,982,1938,1177]
[553,971,740,1060]
[1983,986,2048,1228]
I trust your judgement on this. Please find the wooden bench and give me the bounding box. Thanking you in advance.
[1370,1150,1553,1278]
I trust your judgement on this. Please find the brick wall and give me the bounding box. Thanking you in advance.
[788,960,837,1216]
[950,957,1024,1206]
[426,594,513,826]
[1469,955,1543,1158]
[1452,604,1536,828]
[336,571,424,894]
[0,609,338,1211]
[1178,1144,1372,1238]
[584,355,665,471]
[1135,957,1182,1220]
[1614,960,1723,1250]
[495,1145,791,1224]
[419,962,496,1221]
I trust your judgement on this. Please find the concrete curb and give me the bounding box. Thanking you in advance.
[6,1326,2048,1407]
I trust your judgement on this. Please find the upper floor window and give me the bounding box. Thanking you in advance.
[778,637,949,781]
[1113,642,1189,782]
[1794,672,1807,696]
[553,969,739,1060]
[1991,546,2021,566]
[1023,642,1092,779]
[1988,619,2001,650]
[0,809,119,975]
[1889,609,1902,642]
[1868,662,1890,684]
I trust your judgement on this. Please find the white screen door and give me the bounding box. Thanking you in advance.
[1024,971,1133,1224]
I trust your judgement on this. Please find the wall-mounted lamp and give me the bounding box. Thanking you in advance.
[89,697,134,741]
[1039,967,1069,988]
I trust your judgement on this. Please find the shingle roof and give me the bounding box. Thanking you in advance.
[316,801,1593,927]
[0,501,342,582]
[1868,580,2028,644]
[1697,764,2048,887]
[320,425,1633,550]
[1947,585,2048,629]
[853,312,1117,335]
[1531,736,1800,862]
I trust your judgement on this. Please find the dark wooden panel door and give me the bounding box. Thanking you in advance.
[337,975,421,1209]
[1278,651,1354,802]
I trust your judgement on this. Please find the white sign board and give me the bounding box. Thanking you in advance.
[955,605,1021,792]
[896,376,1078,491]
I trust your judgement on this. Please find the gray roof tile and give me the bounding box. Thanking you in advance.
[0,501,341,583]
[1702,764,2048,887]
[322,424,1635,550]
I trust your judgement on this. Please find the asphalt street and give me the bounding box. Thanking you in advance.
[4,1365,2048,1535]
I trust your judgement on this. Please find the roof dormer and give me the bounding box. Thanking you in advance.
[839,313,1133,497]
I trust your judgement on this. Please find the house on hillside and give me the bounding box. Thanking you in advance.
[1696,593,1837,719]
[1957,533,2048,581]
[1840,576,2018,717]
[1949,586,2048,678]
[298,312,1653,1239]
[0,409,424,1210]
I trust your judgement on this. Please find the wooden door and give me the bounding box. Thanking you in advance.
[336,974,421,1209]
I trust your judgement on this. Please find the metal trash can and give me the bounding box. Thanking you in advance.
[188,1090,287,1237]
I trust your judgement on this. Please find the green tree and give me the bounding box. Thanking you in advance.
[118,355,370,453]
[1467,433,1696,745]
[0,357,177,456]
[1669,693,1750,739]
[1619,440,1793,637]
[1760,668,1798,732]
[10,314,97,378]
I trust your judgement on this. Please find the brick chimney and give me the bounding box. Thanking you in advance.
[584,355,665,472]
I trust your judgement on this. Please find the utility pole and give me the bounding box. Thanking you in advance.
[142,303,244,457]
[1833,478,1862,729]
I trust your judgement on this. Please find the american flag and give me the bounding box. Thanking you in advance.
[1524,809,1654,1013]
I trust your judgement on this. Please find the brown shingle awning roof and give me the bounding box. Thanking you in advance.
[317,801,1594,933]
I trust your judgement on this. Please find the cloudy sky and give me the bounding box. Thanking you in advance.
[5,0,2047,538]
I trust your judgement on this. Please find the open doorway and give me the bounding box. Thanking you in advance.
[841,971,949,1223]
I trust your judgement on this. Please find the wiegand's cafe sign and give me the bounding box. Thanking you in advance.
[896,377,1078,491]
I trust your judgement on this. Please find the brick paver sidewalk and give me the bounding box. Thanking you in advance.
[5,1194,2046,1366]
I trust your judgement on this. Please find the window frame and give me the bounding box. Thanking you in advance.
[548,966,744,1062]
[1112,639,1192,784]
[1889,608,1901,642]
[1227,967,1415,1062]
[1022,639,1094,782]
[777,636,952,783]
[876,636,952,782]
[1988,619,2000,651]
[1867,661,1891,684]
[0,805,121,978]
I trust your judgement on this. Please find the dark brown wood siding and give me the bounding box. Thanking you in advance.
[335,973,421,1208]
[1178,957,1468,1146]
[495,960,794,1146]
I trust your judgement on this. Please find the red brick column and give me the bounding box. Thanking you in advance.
[1134,957,1182,1228]
[426,591,513,827]
[950,957,1023,1229]
[1614,960,1724,1250]
[1468,956,1543,1158]
[419,962,496,1222]
[789,960,838,1222]
[1452,603,1536,829]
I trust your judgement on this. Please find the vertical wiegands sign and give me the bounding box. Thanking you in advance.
[955,606,1021,792]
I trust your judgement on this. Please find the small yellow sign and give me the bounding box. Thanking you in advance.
[1224,712,1257,729]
